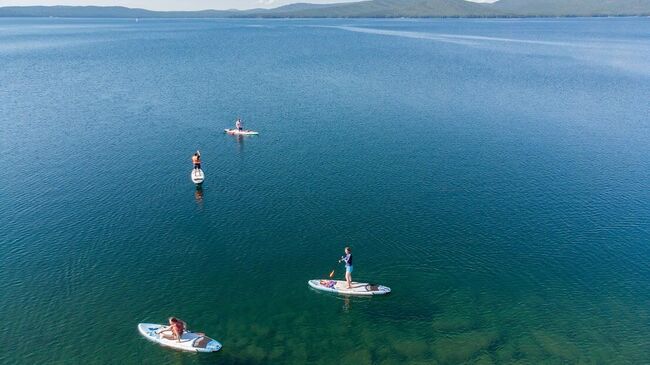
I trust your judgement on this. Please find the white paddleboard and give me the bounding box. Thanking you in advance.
[191,169,205,184]
[224,128,259,136]
[137,323,222,353]
[308,279,391,296]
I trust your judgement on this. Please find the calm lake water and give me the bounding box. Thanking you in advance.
[1,17,650,364]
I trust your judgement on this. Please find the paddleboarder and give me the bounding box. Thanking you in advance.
[192,151,201,170]
[339,247,353,289]
[157,317,187,342]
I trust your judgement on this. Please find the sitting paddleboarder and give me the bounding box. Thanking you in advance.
[157,317,187,342]
[235,118,243,131]
[192,151,201,170]
[338,247,353,289]
[319,279,335,287]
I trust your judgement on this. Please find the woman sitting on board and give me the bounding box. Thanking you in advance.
[339,247,353,289]
[192,151,201,170]
[235,118,243,131]
[157,317,186,342]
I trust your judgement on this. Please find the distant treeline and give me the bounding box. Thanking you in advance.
[1,0,650,18]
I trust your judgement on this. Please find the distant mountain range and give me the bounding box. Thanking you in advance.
[491,0,650,16]
[1,0,649,18]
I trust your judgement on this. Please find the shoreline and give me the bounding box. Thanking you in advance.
[1,15,649,19]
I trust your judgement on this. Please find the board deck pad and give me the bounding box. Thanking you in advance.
[308,279,391,296]
[137,323,222,352]
[224,128,259,136]
[191,169,205,184]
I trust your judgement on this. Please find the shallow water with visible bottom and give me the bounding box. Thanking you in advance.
[1,17,650,364]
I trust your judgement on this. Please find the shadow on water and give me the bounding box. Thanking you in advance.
[155,350,271,365]
[162,352,271,365]
[194,354,270,365]
[307,287,397,313]
[226,133,261,154]
[308,285,442,322]
[194,185,204,206]
[149,337,275,365]
[233,134,246,154]
[224,133,246,153]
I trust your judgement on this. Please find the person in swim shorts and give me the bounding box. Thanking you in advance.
[339,246,353,289]
[192,151,201,170]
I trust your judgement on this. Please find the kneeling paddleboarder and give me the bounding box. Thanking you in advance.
[157,317,187,342]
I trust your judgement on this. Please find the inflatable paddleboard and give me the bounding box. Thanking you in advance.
[308,279,391,296]
[224,129,259,136]
[137,323,222,353]
[191,169,205,184]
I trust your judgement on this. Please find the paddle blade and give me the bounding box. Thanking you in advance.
[329,270,335,278]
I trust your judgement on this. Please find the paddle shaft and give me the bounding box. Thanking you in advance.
[329,259,342,278]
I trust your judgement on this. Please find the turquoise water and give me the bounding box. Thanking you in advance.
[1,17,650,364]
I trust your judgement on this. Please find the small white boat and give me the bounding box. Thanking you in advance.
[137,323,222,353]
[308,279,391,296]
[191,169,205,184]
[224,128,259,136]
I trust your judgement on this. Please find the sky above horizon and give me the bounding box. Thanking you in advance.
[0,0,496,11]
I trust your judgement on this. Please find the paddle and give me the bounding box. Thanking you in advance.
[329,258,343,278]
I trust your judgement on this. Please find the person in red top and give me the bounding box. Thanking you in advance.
[157,317,187,342]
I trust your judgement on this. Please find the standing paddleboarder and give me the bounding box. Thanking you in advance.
[339,247,353,289]
[192,151,201,170]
